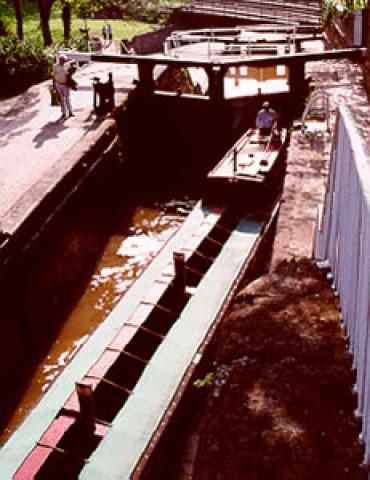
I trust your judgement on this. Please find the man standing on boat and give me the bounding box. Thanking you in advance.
[256,101,279,136]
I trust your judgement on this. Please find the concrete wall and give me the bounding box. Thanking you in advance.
[0,118,123,429]
[124,92,233,172]
[326,12,353,48]
[168,9,260,29]
[126,26,173,54]
[326,8,370,97]
[326,9,366,48]
[335,13,355,46]
[364,8,370,95]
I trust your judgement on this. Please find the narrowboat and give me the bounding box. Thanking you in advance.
[205,128,288,206]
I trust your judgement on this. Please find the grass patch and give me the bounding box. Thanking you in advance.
[21,17,154,45]
[5,1,156,46]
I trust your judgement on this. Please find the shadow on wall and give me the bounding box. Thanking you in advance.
[121,26,174,54]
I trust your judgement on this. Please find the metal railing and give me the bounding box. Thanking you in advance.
[185,0,322,12]
[164,26,298,59]
[301,86,331,133]
[182,0,323,24]
[314,106,370,464]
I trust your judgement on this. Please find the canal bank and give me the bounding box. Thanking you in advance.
[0,115,124,430]
[179,57,370,479]
[0,60,136,429]
[0,191,196,447]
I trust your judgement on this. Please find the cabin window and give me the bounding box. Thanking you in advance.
[240,66,248,76]
[276,65,286,76]
[154,65,208,96]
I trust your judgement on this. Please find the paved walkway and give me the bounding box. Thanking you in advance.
[272,58,370,264]
[0,58,138,235]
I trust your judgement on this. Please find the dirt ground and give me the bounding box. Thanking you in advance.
[193,258,366,480]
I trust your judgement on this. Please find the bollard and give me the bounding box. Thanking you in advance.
[76,382,95,435]
[313,131,325,151]
[93,74,114,115]
[233,148,238,175]
[93,77,100,112]
[107,72,115,110]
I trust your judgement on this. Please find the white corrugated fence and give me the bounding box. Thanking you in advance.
[314,105,370,463]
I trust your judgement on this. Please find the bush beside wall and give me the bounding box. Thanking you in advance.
[0,36,53,98]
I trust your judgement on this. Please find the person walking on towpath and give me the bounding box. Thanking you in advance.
[52,54,75,121]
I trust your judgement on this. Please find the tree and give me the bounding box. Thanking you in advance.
[37,0,55,46]
[73,0,93,31]
[61,0,71,42]
[13,0,23,40]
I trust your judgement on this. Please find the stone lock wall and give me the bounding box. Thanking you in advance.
[365,8,370,95]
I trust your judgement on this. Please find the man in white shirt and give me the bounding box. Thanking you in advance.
[52,54,74,121]
[256,101,279,136]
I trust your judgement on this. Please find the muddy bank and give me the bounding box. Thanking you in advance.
[193,258,365,480]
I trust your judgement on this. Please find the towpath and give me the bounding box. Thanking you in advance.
[272,57,370,265]
[0,49,137,235]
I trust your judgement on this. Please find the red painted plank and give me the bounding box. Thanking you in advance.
[14,446,52,479]
[39,415,75,446]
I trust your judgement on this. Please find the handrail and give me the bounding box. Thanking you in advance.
[262,130,275,159]
[301,86,330,133]
[185,0,322,11]
[182,0,323,24]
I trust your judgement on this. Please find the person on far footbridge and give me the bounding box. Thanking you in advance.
[102,24,107,45]
[107,24,113,44]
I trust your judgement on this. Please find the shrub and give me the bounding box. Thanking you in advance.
[93,0,126,19]
[0,36,53,97]
[126,1,163,23]
[322,0,337,26]
[93,0,182,23]
[322,0,368,26]
[67,34,89,52]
